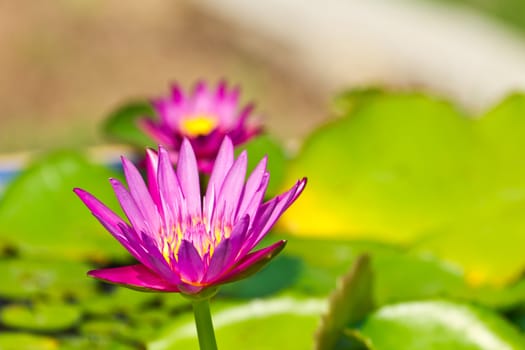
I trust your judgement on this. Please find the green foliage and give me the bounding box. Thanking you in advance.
[359,300,525,349]
[103,100,155,146]
[1,91,525,348]
[282,91,525,286]
[149,297,326,350]
[0,333,58,350]
[0,151,127,261]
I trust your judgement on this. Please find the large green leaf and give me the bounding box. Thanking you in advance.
[282,92,478,242]
[359,300,525,349]
[414,203,525,286]
[148,297,326,350]
[0,150,127,261]
[280,92,525,286]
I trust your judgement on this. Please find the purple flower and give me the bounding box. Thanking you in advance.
[139,81,262,173]
[74,137,306,295]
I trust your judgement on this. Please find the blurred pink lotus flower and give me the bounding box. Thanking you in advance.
[74,137,305,295]
[139,81,262,173]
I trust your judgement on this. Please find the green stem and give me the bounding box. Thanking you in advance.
[192,298,218,350]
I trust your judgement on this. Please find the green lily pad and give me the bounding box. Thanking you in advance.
[0,258,96,300]
[414,94,525,286]
[0,333,58,350]
[414,203,525,286]
[1,302,81,332]
[331,87,384,116]
[359,300,525,349]
[149,297,326,350]
[280,91,525,286]
[0,150,127,261]
[103,100,155,146]
[373,252,466,305]
[282,92,478,242]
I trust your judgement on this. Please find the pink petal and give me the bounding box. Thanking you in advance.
[176,240,205,283]
[137,119,175,147]
[74,188,142,259]
[171,83,184,103]
[88,264,179,292]
[177,139,202,219]
[238,172,269,223]
[205,137,234,218]
[145,148,161,206]
[234,103,255,128]
[218,150,247,224]
[250,178,307,245]
[216,80,227,99]
[73,188,126,230]
[109,178,149,235]
[236,156,268,220]
[240,199,277,255]
[203,215,250,281]
[121,156,159,232]
[191,81,212,113]
[158,146,183,227]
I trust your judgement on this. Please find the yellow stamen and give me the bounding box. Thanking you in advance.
[161,218,229,266]
[214,227,222,244]
[162,240,172,263]
[223,226,232,239]
[180,115,218,137]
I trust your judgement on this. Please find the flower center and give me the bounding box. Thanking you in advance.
[160,218,233,269]
[180,115,218,137]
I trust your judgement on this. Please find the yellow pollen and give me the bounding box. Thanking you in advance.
[180,115,218,137]
[223,226,232,239]
[162,241,172,263]
[161,219,229,266]
[214,227,222,243]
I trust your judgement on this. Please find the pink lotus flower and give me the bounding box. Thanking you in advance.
[74,137,306,295]
[139,81,262,173]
